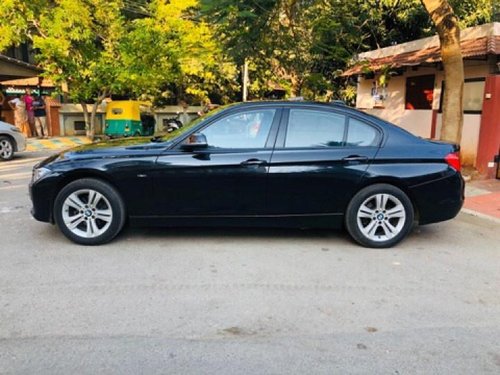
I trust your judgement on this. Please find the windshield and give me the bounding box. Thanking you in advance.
[156,104,235,142]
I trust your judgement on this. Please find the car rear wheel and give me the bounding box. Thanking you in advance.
[0,136,14,161]
[345,184,414,248]
[54,178,126,245]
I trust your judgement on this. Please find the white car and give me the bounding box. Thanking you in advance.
[0,121,27,161]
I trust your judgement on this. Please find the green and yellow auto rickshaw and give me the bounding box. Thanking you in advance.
[104,100,155,137]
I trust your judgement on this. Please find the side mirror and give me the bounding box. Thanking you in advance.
[182,133,208,151]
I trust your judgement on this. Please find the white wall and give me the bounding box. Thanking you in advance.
[355,61,491,166]
[356,67,437,138]
[435,113,481,166]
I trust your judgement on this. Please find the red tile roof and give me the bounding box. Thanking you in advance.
[343,35,500,76]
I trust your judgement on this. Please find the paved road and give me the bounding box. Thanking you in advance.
[1,151,499,374]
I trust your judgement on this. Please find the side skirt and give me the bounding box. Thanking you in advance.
[129,213,344,229]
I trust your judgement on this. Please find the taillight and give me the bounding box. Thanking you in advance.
[445,152,461,172]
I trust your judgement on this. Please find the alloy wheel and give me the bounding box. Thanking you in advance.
[356,193,406,242]
[62,189,113,238]
[0,139,13,160]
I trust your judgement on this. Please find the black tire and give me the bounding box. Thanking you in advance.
[0,136,15,161]
[345,184,414,248]
[54,178,126,245]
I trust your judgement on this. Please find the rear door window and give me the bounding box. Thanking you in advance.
[346,118,379,147]
[285,109,346,148]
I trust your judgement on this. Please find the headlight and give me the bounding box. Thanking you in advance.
[10,126,21,133]
[32,167,52,183]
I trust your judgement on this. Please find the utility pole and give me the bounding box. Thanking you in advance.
[242,59,249,102]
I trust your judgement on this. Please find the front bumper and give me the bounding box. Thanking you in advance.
[29,173,61,223]
[13,131,26,152]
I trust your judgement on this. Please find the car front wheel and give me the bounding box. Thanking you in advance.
[345,184,414,248]
[0,136,14,161]
[54,178,126,245]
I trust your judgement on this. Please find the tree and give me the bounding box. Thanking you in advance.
[420,0,464,144]
[0,0,234,138]
[272,0,323,97]
[1,0,135,138]
[143,0,237,105]
[200,0,279,99]
[201,0,492,103]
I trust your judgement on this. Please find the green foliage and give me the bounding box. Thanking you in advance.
[0,0,45,51]
[450,0,494,27]
[302,73,331,101]
[201,0,494,101]
[0,0,237,137]
[0,0,236,105]
[200,0,279,65]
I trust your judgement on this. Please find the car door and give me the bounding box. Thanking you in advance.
[266,107,381,215]
[152,107,281,216]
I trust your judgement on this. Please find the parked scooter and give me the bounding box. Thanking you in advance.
[163,112,183,133]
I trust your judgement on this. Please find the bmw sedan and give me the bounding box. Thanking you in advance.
[30,101,464,248]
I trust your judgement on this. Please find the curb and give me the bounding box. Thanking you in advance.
[26,137,92,152]
[461,208,500,224]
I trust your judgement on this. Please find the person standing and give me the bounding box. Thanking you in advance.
[0,90,5,121]
[8,95,30,136]
[33,95,49,138]
[23,89,37,137]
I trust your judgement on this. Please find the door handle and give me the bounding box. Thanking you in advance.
[241,158,267,166]
[342,155,369,163]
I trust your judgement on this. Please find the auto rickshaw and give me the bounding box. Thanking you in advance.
[104,100,155,137]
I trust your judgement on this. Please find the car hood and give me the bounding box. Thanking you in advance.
[37,137,170,167]
[0,121,17,132]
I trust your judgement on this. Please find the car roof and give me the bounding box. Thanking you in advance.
[234,100,346,108]
[229,100,380,121]
[231,100,363,114]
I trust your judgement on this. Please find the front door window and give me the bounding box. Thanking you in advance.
[199,109,276,149]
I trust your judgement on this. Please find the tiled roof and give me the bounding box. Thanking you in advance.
[0,54,39,70]
[343,35,500,76]
[1,76,54,87]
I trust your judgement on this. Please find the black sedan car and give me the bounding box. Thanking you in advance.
[30,101,464,248]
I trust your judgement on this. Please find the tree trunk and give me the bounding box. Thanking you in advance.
[84,92,107,141]
[421,0,464,145]
[90,101,99,141]
[81,102,91,139]
[289,72,303,98]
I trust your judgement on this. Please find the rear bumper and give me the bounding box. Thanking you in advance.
[409,170,464,225]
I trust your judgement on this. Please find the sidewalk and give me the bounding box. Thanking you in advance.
[26,136,92,152]
[463,178,500,223]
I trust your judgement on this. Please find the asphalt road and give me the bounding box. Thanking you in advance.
[1,151,499,374]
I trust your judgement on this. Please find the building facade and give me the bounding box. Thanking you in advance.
[344,23,500,177]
